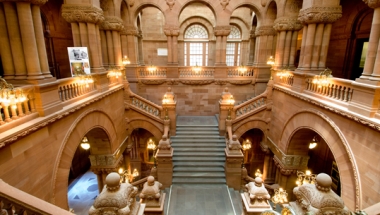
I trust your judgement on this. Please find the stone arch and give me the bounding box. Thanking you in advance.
[280,0,303,17]
[262,0,278,26]
[233,118,268,141]
[230,17,250,40]
[51,109,117,209]
[230,2,263,27]
[179,18,214,40]
[127,118,164,141]
[132,2,166,26]
[178,0,218,24]
[279,109,361,211]
[120,0,131,25]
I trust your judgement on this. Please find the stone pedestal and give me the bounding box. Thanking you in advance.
[156,148,173,188]
[349,79,380,118]
[141,193,166,215]
[241,193,272,215]
[225,148,244,190]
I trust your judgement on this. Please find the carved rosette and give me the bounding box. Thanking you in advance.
[214,26,231,36]
[164,25,180,36]
[100,16,124,31]
[363,0,380,8]
[273,17,303,31]
[61,4,104,24]
[255,25,276,36]
[298,6,342,24]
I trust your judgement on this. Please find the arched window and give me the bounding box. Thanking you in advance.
[226,25,241,66]
[184,24,209,66]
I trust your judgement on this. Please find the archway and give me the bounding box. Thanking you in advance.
[279,109,360,211]
[239,128,265,178]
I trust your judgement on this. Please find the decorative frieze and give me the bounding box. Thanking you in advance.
[214,26,231,36]
[298,6,342,24]
[255,26,276,36]
[363,0,380,8]
[100,16,124,31]
[61,4,104,24]
[273,17,303,31]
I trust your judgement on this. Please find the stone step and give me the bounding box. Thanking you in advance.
[175,131,220,136]
[171,138,225,143]
[173,172,226,178]
[176,127,219,131]
[171,144,225,148]
[173,161,225,168]
[174,147,225,152]
[173,152,225,157]
[172,178,226,184]
[173,157,225,162]
[171,135,224,140]
[173,166,225,172]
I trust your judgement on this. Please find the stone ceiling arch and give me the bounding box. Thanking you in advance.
[279,109,361,211]
[262,0,278,26]
[132,2,166,27]
[232,118,268,141]
[127,118,163,141]
[178,0,217,25]
[230,2,263,27]
[179,16,214,40]
[230,17,250,40]
[120,0,131,25]
[51,109,117,209]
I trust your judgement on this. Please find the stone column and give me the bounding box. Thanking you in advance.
[124,25,139,66]
[164,25,180,65]
[259,142,271,181]
[137,31,144,65]
[253,25,277,79]
[155,147,173,188]
[247,28,256,66]
[61,4,105,73]
[99,16,124,67]
[214,26,231,66]
[297,6,342,73]
[273,17,303,69]
[0,0,54,80]
[360,0,380,80]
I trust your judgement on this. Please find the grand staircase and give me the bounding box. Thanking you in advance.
[171,122,226,184]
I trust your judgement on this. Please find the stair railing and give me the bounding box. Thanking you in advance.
[0,179,73,215]
[128,92,163,120]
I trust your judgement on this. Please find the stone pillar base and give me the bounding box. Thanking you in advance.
[241,193,272,215]
[225,148,244,190]
[156,148,173,188]
[141,193,166,215]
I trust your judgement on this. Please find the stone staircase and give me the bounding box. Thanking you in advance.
[171,124,226,184]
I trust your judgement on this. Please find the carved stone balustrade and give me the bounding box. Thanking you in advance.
[234,96,267,118]
[129,95,162,119]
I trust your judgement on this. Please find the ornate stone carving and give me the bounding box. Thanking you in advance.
[290,173,351,215]
[89,172,140,215]
[363,0,380,8]
[228,135,242,150]
[228,80,252,85]
[273,17,303,31]
[167,79,179,85]
[215,79,228,85]
[250,28,256,38]
[220,0,229,10]
[179,80,214,85]
[140,79,166,85]
[164,25,180,36]
[124,24,139,36]
[100,16,124,31]
[298,6,342,24]
[255,26,276,36]
[61,4,104,24]
[140,176,162,203]
[158,135,171,150]
[273,156,297,176]
[128,0,135,7]
[245,177,271,203]
[289,0,302,13]
[166,0,175,10]
[214,26,231,36]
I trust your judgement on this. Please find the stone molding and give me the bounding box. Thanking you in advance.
[363,0,380,8]
[273,85,380,132]
[138,79,254,86]
[122,24,139,36]
[273,17,303,31]
[61,4,104,24]
[180,80,214,85]
[255,26,276,36]
[0,85,124,148]
[164,25,180,36]
[298,6,342,24]
[273,156,298,176]
[166,0,175,10]
[228,80,252,85]
[100,16,124,31]
[214,26,231,36]
[140,79,166,85]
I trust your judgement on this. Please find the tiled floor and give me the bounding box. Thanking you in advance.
[176,115,218,126]
[68,170,98,215]
[167,184,235,215]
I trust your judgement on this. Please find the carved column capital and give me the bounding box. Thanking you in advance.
[255,25,276,36]
[273,17,303,31]
[214,26,231,36]
[164,25,180,36]
[363,0,380,8]
[100,16,124,31]
[298,6,342,24]
[61,4,104,24]
[123,24,139,36]
[250,27,256,38]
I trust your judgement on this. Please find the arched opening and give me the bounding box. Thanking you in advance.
[239,128,265,177]
[287,128,340,195]
[67,127,111,214]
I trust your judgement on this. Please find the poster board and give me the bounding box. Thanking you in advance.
[67,47,91,77]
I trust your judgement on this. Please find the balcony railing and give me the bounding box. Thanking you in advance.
[179,68,214,78]
[227,67,255,77]
[138,67,167,78]
[305,78,354,103]
[58,77,96,102]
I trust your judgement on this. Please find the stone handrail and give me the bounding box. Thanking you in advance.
[129,93,162,119]
[57,77,96,102]
[138,67,167,78]
[277,73,294,86]
[0,179,73,215]
[131,176,148,191]
[305,77,354,103]
[233,94,267,119]
[179,67,214,78]
[227,67,255,77]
